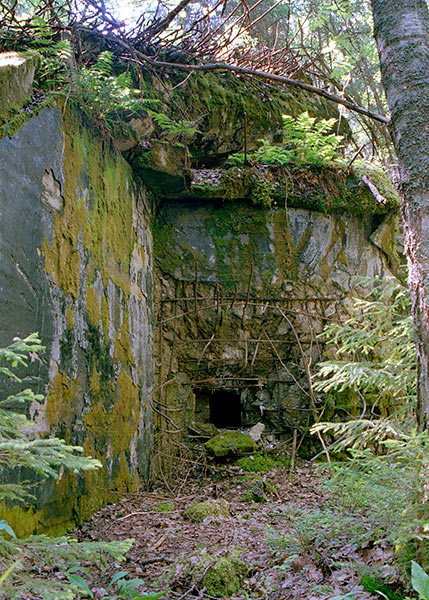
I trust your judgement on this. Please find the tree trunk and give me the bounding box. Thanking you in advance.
[371,0,429,431]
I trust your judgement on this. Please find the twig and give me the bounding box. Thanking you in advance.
[290,429,298,473]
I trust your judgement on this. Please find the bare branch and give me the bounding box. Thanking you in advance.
[128,50,389,124]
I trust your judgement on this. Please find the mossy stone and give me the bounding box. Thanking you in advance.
[200,555,248,598]
[243,478,267,503]
[204,431,256,458]
[188,421,220,439]
[0,51,40,125]
[183,499,230,522]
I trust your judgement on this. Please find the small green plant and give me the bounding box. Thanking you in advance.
[312,585,367,599]
[228,111,343,167]
[411,561,429,600]
[360,574,403,600]
[67,569,167,599]
[266,505,368,560]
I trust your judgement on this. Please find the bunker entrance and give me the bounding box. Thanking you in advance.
[195,388,242,429]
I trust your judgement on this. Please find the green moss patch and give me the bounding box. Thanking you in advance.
[242,478,267,503]
[235,453,291,472]
[198,554,248,598]
[183,499,230,522]
[205,431,256,459]
[360,575,403,600]
[156,501,175,513]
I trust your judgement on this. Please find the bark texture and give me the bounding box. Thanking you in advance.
[371,0,429,430]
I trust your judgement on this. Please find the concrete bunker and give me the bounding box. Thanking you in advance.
[153,193,398,458]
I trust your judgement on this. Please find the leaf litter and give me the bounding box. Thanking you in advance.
[73,461,395,600]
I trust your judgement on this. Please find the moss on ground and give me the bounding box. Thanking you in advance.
[235,453,291,472]
[199,554,248,598]
[183,499,230,522]
[156,501,175,513]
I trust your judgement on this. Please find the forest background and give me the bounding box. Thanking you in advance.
[0,0,428,599]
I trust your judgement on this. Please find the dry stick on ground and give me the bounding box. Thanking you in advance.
[174,562,216,600]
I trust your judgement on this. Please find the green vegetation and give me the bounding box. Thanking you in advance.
[228,112,344,168]
[307,277,428,586]
[199,555,248,598]
[155,501,175,513]
[411,562,429,600]
[313,277,415,415]
[0,334,136,598]
[235,453,290,472]
[66,570,167,600]
[183,499,230,523]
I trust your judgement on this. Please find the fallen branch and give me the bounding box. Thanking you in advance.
[129,52,389,124]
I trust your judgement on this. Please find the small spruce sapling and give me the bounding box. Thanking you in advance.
[0,334,136,599]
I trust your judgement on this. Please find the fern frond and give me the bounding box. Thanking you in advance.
[311,418,403,450]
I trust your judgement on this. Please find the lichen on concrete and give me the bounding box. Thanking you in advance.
[0,105,154,535]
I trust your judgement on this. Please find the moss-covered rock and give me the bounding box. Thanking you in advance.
[188,421,220,439]
[199,555,248,597]
[183,499,230,522]
[205,431,256,458]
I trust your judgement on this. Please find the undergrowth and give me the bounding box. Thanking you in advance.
[0,334,163,599]
[303,277,428,595]
[227,111,343,167]
[2,21,197,144]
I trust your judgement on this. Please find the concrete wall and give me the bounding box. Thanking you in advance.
[0,102,399,530]
[153,199,396,460]
[0,108,154,535]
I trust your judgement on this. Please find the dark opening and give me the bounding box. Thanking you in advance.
[209,389,242,428]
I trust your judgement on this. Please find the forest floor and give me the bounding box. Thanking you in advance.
[75,459,397,600]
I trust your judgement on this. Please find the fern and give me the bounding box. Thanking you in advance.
[228,111,343,167]
[147,109,198,141]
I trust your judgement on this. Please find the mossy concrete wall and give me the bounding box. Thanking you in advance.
[0,107,154,536]
[153,197,397,460]
[0,51,39,124]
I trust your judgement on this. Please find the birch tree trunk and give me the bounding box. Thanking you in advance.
[371,0,429,431]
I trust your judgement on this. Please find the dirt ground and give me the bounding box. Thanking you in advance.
[74,460,394,600]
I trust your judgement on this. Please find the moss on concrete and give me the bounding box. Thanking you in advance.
[191,164,400,215]
[0,50,40,133]
[32,106,150,535]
